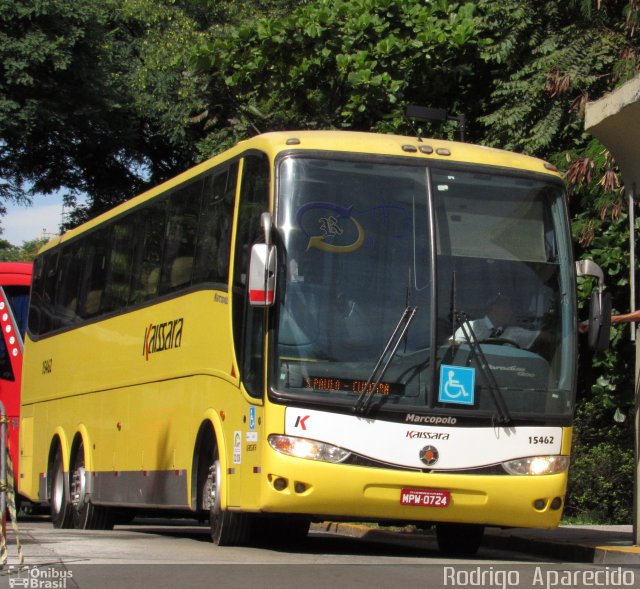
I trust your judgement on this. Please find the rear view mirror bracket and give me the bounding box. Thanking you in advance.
[576,260,611,351]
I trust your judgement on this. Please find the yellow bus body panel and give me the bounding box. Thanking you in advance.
[19,289,262,507]
[259,450,568,529]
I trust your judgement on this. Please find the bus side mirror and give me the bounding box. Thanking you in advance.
[248,244,277,306]
[576,260,611,351]
[248,213,277,307]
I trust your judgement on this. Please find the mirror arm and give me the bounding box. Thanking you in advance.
[576,260,611,351]
[576,259,604,287]
[261,212,273,246]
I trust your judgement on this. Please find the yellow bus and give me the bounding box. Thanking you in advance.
[19,130,609,554]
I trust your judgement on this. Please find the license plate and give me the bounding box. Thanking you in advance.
[400,488,451,507]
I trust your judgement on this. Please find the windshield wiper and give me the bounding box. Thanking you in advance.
[353,306,417,415]
[454,311,512,425]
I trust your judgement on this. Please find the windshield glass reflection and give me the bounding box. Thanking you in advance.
[276,157,431,407]
[273,157,575,420]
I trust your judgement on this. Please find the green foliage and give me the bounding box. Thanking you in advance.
[0,237,48,261]
[477,0,631,155]
[566,392,635,523]
[566,439,634,523]
[0,0,209,223]
[1,1,136,200]
[569,214,636,523]
[191,0,492,153]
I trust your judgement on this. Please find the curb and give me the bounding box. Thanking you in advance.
[312,522,640,564]
[483,530,640,565]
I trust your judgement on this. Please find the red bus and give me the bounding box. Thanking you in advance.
[0,262,32,504]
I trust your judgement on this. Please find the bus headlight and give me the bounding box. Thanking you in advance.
[268,435,351,464]
[502,455,570,476]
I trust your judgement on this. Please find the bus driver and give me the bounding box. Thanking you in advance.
[452,294,540,349]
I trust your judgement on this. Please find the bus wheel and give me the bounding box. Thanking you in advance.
[204,449,252,546]
[436,523,484,556]
[70,441,113,530]
[49,445,73,529]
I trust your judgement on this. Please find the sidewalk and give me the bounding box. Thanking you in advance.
[314,522,640,564]
[484,525,640,565]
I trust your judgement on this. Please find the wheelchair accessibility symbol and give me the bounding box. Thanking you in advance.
[439,365,475,405]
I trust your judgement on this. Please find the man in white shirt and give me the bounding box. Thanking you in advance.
[452,295,539,349]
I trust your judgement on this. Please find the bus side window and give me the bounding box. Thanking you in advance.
[129,201,166,304]
[56,241,86,328]
[160,180,202,294]
[102,218,136,313]
[39,252,60,334]
[78,227,110,319]
[28,256,45,336]
[193,162,238,286]
[233,153,270,398]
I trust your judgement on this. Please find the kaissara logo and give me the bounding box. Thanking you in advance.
[406,431,450,440]
[143,318,184,361]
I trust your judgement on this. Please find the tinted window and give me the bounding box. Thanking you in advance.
[28,163,240,336]
[160,181,202,294]
[56,241,85,327]
[129,201,166,304]
[40,253,60,333]
[78,227,110,319]
[193,163,238,285]
[102,218,136,312]
[233,154,270,398]
[28,256,45,335]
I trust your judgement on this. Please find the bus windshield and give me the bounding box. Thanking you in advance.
[274,156,576,421]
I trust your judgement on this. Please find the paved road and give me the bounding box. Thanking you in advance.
[5,517,545,564]
[1,519,638,589]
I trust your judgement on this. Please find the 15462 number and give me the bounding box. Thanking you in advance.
[529,435,554,445]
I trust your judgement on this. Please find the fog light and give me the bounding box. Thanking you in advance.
[533,499,546,510]
[550,497,563,510]
[273,477,288,491]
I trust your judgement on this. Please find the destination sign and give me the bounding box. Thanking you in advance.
[303,376,404,396]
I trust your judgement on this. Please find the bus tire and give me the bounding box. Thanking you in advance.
[436,522,484,556]
[206,446,252,546]
[69,440,113,530]
[49,444,73,529]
